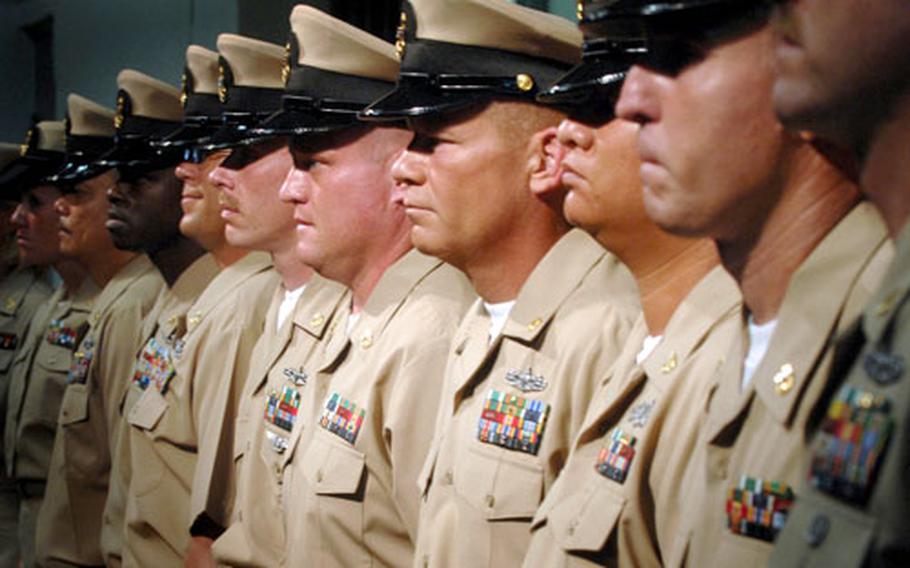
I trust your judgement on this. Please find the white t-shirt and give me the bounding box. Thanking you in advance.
[741,316,779,391]
[277,285,306,332]
[636,334,663,365]
[345,312,362,337]
[484,300,516,343]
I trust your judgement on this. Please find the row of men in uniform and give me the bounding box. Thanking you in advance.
[0,0,905,566]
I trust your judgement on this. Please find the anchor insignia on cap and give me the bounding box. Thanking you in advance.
[114,94,126,130]
[395,11,408,59]
[180,73,189,108]
[19,129,33,157]
[505,367,547,393]
[218,64,228,103]
[282,42,292,85]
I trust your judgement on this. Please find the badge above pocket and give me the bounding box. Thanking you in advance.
[809,385,894,505]
[476,389,550,456]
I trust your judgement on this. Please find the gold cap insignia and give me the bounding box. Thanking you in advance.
[114,93,126,130]
[577,0,584,21]
[395,11,408,59]
[19,129,32,157]
[218,64,228,103]
[180,73,189,109]
[516,73,535,92]
[282,42,292,86]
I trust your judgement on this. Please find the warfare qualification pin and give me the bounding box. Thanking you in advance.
[505,367,547,393]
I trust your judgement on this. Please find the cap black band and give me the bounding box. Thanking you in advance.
[183,92,222,120]
[286,65,394,109]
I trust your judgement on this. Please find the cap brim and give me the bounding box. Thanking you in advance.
[49,160,112,186]
[537,59,628,105]
[359,81,489,122]
[152,123,218,150]
[0,156,65,194]
[197,122,278,151]
[252,108,359,137]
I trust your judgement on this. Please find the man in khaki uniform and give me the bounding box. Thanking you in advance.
[521,24,741,566]
[2,120,99,567]
[177,34,323,566]
[610,1,893,564]
[35,92,166,567]
[275,7,475,566]
[203,14,359,565]
[0,141,55,568]
[767,2,910,564]
[99,68,219,567]
[364,1,638,565]
[121,34,285,566]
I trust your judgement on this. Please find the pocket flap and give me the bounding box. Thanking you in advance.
[303,434,366,496]
[768,490,875,567]
[456,446,544,521]
[127,388,168,431]
[548,481,625,552]
[58,383,90,425]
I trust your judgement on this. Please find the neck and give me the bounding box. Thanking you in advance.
[86,249,137,288]
[272,245,313,291]
[210,242,249,269]
[464,216,568,303]
[719,147,860,323]
[149,236,207,287]
[349,238,412,313]
[53,258,87,297]
[859,90,910,238]
[618,233,718,335]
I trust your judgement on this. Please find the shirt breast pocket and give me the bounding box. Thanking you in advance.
[455,444,544,521]
[303,433,366,497]
[537,478,626,554]
[58,383,90,426]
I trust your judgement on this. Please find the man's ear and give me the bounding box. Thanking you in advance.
[528,126,565,197]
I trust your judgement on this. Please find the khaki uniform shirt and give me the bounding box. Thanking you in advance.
[523,266,741,568]
[102,253,220,567]
[0,268,54,475]
[123,252,275,566]
[770,217,910,566]
[284,249,475,567]
[415,229,640,568]
[36,255,164,566]
[213,275,349,567]
[4,277,98,482]
[678,203,892,566]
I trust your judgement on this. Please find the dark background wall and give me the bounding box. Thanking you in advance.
[0,0,576,143]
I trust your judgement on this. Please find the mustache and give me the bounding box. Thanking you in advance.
[218,192,239,209]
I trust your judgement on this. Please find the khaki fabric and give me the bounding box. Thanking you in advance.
[523,266,741,567]
[676,203,892,567]
[212,275,349,567]
[770,216,910,565]
[415,229,640,568]
[122,252,275,566]
[102,253,219,567]
[0,268,53,568]
[36,255,163,567]
[283,249,475,567]
[4,277,98,566]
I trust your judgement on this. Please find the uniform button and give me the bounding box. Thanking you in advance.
[443,470,453,485]
[316,469,324,483]
[567,519,578,536]
[485,494,495,508]
[421,555,429,568]
[804,513,830,548]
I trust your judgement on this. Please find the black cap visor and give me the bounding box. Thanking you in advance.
[361,39,574,121]
[0,153,65,195]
